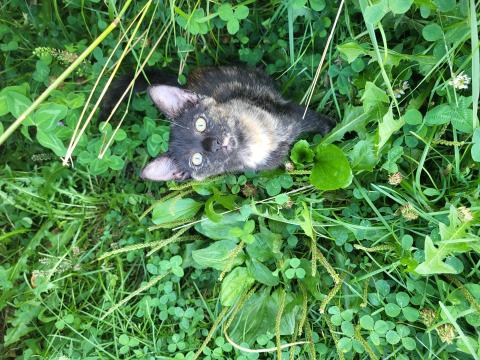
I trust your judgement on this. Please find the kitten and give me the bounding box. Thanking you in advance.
[101,66,335,181]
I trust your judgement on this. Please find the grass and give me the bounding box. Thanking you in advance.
[1,0,480,359]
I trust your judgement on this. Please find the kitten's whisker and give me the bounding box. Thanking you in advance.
[157,118,190,130]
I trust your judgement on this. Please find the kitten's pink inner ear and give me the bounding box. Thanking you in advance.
[141,156,185,181]
[147,85,198,118]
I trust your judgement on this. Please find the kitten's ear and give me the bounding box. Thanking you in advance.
[147,85,199,118]
[140,156,189,181]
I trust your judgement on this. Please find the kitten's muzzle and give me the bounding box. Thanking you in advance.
[202,135,236,153]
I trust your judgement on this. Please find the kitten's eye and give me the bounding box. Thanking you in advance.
[195,117,207,132]
[191,152,203,166]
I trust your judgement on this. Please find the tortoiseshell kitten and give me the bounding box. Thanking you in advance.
[101,66,335,181]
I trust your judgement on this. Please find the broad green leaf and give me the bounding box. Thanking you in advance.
[192,240,244,270]
[147,134,164,157]
[4,301,41,346]
[195,212,248,240]
[433,0,456,12]
[32,59,50,82]
[152,198,202,225]
[377,106,405,152]
[0,92,8,116]
[364,1,388,24]
[382,145,404,173]
[218,3,234,20]
[290,139,314,164]
[362,82,389,113]
[229,288,297,343]
[89,158,110,175]
[0,122,3,136]
[6,91,32,118]
[247,259,279,286]
[220,266,255,306]
[205,196,222,222]
[422,23,443,41]
[108,155,124,171]
[36,129,66,156]
[235,5,249,19]
[291,0,307,9]
[310,144,352,190]
[337,42,368,63]
[309,0,325,11]
[388,0,413,14]
[471,128,480,162]
[321,106,370,144]
[424,104,452,125]
[34,103,68,131]
[425,98,473,133]
[404,108,423,125]
[349,138,378,171]
[64,93,86,109]
[227,19,239,35]
[450,97,474,133]
[298,202,314,240]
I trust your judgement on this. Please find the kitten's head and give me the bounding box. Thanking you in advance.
[141,85,246,181]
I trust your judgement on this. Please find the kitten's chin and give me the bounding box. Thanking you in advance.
[191,174,206,181]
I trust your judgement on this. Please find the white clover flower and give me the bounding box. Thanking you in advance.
[393,81,410,99]
[448,72,471,90]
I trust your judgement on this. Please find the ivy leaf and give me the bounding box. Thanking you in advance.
[6,91,32,118]
[34,103,68,132]
[220,266,255,306]
[32,59,50,83]
[310,144,352,190]
[36,129,66,156]
[0,91,8,116]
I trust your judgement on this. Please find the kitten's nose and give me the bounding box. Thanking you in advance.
[202,137,221,152]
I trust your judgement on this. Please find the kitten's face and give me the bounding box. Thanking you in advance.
[140,86,248,181]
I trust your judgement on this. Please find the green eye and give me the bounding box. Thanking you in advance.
[191,153,203,166]
[195,117,207,132]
